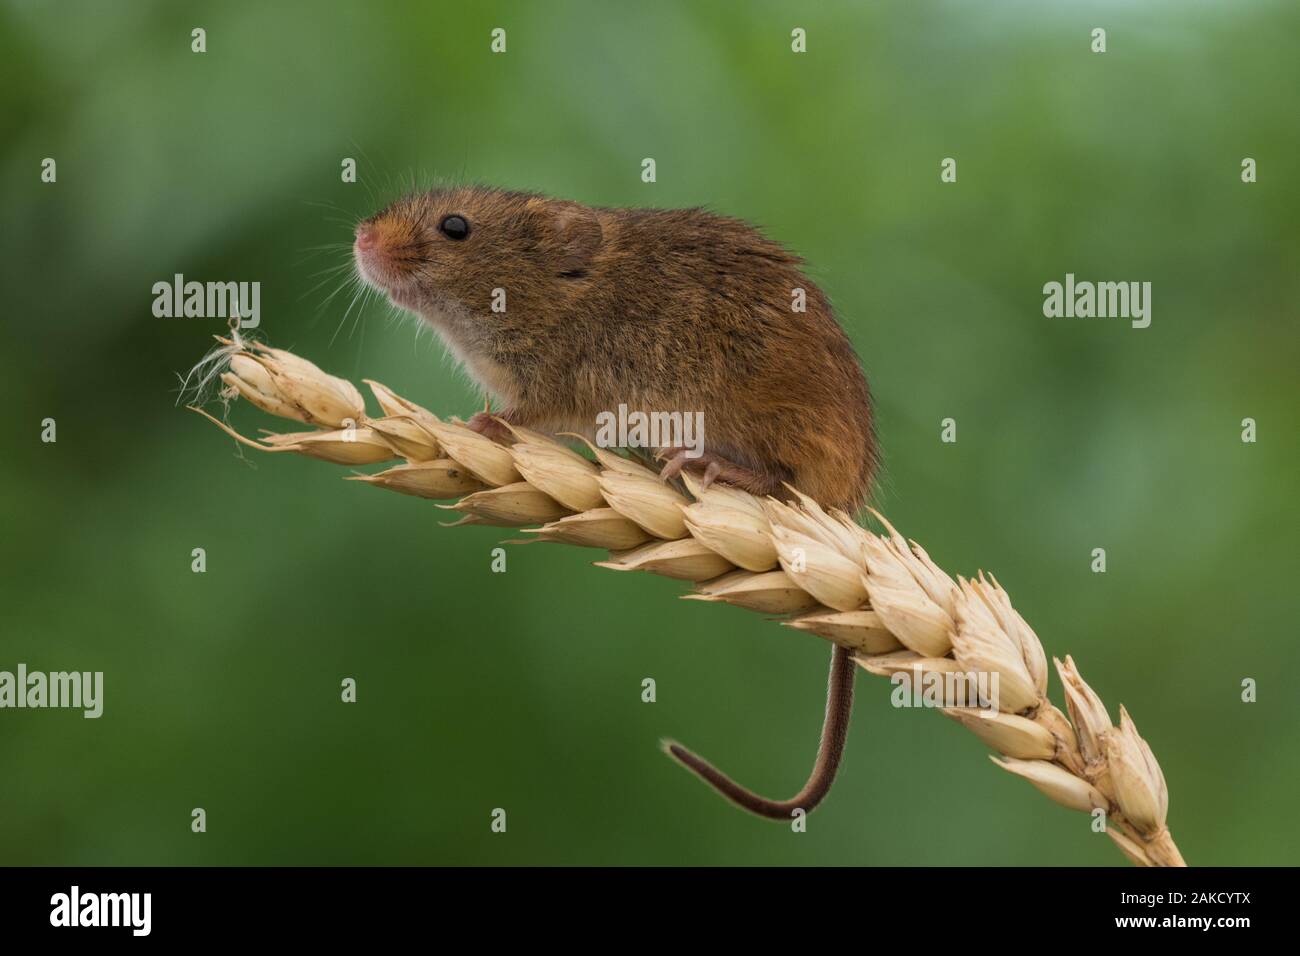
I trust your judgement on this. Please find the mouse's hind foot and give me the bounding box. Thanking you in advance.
[466,408,518,444]
[656,447,786,499]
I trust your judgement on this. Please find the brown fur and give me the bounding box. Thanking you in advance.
[355,186,876,511]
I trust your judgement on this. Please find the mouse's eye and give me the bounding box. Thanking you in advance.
[438,214,470,240]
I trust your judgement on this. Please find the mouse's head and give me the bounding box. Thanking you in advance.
[353,186,603,320]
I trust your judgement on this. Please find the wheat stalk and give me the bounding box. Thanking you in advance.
[189,336,1186,866]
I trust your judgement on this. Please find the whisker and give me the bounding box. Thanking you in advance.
[332,276,370,346]
[299,261,357,302]
[319,270,362,312]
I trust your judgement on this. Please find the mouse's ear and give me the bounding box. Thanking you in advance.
[548,201,602,274]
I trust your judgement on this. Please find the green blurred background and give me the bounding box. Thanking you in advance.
[1,0,1296,866]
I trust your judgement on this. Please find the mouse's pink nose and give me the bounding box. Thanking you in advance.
[354,224,378,251]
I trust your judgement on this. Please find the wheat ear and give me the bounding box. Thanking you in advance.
[189,336,1186,867]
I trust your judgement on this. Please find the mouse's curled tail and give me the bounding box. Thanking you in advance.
[661,644,856,820]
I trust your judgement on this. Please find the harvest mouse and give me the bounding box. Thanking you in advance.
[354,185,877,819]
